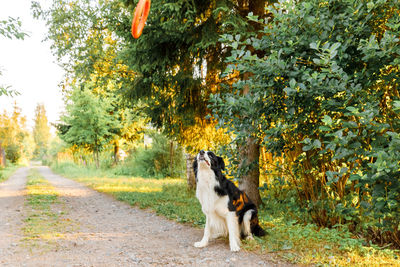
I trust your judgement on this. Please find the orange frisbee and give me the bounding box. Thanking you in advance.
[131,0,151,39]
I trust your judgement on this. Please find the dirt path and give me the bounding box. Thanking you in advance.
[0,167,28,260]
[0,166,291,266]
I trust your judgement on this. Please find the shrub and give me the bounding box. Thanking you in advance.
[113,132,185,178]
[5,144,21,163]
[212,0,400,247]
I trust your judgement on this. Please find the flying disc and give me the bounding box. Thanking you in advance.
[131,0,151,39]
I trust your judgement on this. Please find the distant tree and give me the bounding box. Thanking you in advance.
[59,87,120,168]
[32,103,51,159]
[0,103,33,163]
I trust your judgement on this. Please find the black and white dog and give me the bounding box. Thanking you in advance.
[193,150,265,252]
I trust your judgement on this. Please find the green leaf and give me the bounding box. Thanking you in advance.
[349,174,360,181]
[310,42,319,50]
[367,2,375,11]
[393,101,400,111]
[289,78,296,88]
[322,115,333,126]
[346,107,359,114]
[313,139,321,149]
[319,126,331,132]
[284,87,296,96]
[330,42,341,51]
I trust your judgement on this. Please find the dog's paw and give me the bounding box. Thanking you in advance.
[246,235,254,241]
[230,243,241,252]
[194,241,208,248]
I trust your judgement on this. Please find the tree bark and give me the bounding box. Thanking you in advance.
[186,153,196,190]
[169,141,174,177]
[0,142,5,167]
[113,141,120,165]
[94,148,100,169]
[238,136,262,207]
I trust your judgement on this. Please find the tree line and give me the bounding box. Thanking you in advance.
[0,103,52,166]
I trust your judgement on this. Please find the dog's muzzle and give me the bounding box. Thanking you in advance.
[198,151,210,166]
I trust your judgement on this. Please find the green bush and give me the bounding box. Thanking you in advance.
[113,133,185,178]
[212,0,400,247]
[5,144,22,163]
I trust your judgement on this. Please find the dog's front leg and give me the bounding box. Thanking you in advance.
[227,212,241,252]
[194,215,211,248]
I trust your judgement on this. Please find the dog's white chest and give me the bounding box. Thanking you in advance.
[196,169,219,213]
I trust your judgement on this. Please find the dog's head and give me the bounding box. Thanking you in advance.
[193,150,225,173]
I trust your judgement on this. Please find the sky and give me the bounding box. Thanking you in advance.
[0,0,64,130]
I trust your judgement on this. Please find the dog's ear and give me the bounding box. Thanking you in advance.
[218,156,225,170]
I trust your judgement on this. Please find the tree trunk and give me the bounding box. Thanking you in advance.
[238,136,262,207]
[235,0,266,208]
[113,141,120,165]
[0,142,5,167]
[186,153,196,190]
[169,141,174,177]
[94,148,99,169]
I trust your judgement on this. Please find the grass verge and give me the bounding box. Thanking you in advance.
[52,162,204,225]
[22,168,71,250]
[0,164,19,183]
[253,209,399,266]
[52,161,400,266]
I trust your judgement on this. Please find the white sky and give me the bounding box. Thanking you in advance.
[0,0,65,130]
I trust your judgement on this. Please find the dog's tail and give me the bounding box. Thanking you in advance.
[250,211,266,237]
[252,223,266,237]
